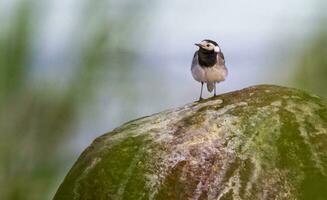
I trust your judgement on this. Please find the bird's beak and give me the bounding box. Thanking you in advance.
[195,43,201,47]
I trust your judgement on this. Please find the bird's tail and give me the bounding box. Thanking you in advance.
[207,83,214,92]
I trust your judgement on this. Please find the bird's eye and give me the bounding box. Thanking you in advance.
[206,44,210,47]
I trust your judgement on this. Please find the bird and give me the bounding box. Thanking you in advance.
[191,39,228,100]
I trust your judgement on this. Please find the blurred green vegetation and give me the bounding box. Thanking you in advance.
[0,0,149,199]
[294,30,327,97]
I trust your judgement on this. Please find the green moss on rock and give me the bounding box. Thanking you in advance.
[54,85,327,200]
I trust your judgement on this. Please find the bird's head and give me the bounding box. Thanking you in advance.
[195,39,220,53]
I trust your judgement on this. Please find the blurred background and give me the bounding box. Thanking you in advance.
[0,0,326,199]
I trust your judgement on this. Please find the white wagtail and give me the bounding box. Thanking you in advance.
[191,39,228,100]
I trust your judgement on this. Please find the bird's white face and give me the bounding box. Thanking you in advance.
[196,40,220,52]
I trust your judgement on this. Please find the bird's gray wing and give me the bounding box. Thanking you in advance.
[217,51,225,65]
[191,51,199,69]
[193,51,198,58]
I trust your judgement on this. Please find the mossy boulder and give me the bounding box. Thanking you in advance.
[54,85,327,200]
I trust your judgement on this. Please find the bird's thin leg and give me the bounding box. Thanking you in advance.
[214,82,217,97]
[199,82,204,101]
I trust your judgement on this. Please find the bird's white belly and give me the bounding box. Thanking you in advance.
[192,64,227,83]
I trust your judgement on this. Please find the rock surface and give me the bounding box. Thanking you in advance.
[54,85,327,200]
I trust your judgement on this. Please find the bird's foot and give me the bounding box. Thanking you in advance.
[198,97,203,101]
